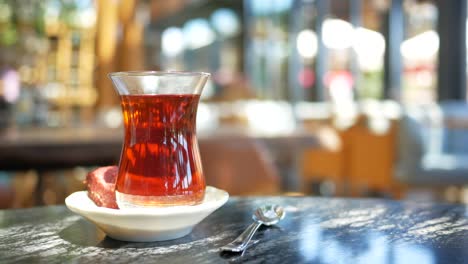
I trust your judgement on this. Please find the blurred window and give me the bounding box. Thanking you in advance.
[323,1,353,103]
[290,0,318,101]
[401,0,438,104]
[324,0,387,103]
[466,2,468,100]
[245,0,292,100]
[291,0,386,103]
[355,0,386,100]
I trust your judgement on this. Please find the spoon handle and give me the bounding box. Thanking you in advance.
[220,222,262,252]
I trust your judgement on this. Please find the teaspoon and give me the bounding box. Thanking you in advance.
[220,204,285,253]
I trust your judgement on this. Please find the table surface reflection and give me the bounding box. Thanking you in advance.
[0,197,467,263]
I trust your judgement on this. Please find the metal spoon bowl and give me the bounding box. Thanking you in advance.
[253,205,285,225]
[221,204,285,253]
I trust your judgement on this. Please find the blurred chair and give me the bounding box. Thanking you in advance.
[0,172,14,209]
[346,116,403,197]
[199,136,281,195]
[300,100,404,198]
[11,170,38,208]
[297,102,345,195]
[396,101,468,187]
[300,127,346,196]
[0,171,38,209]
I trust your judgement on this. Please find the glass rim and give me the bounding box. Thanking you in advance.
[108,71,211,78]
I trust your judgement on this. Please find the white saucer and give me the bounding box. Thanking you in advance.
[65,186,229,242]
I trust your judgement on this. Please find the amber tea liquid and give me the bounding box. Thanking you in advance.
[115,94,205,207]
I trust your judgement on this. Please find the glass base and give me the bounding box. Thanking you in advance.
[116,191,204,209]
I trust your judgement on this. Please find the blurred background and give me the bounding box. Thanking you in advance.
[0,0,467,208]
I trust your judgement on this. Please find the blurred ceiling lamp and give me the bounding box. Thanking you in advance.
[210,8,240,37]
[400,30,439,62]
[322,18,354,50]
[353,27,385,71]
[161,27,184,57]
[296,29,318,59]
[183,19,215,50]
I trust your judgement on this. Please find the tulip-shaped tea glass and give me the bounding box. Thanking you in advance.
[109,71,210,208]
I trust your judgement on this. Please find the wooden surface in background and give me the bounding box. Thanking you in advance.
[96,0,120,108]
[300,116,404,198]
[0,126,318,205]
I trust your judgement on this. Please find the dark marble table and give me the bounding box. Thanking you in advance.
[1,197,467,263]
